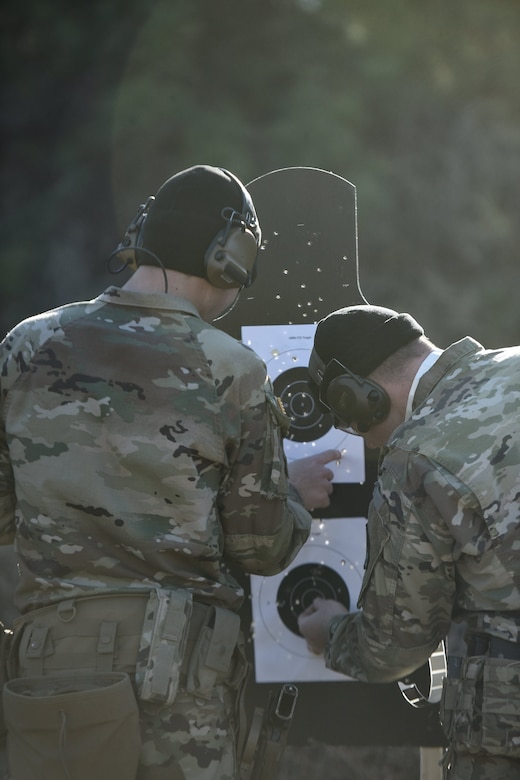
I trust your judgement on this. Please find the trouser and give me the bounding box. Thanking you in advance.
[2,591,247,780]
[137,685,239,780]
[440,635,520,780]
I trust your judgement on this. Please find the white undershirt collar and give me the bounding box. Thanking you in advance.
[405,350,442,419]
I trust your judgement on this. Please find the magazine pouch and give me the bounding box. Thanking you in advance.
[186,606,241,700]
[135,587,193,705]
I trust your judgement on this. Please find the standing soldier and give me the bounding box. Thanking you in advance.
[0,165,338,780]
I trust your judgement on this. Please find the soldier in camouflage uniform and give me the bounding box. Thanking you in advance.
[0,165,339,780]
[298,304,520,780]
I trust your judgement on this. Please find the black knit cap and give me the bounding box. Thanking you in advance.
[139,165,256,278]
[313,304,424,377]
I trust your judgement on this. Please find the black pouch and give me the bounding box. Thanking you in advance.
[440,673,477,750]
[3,672,140,780]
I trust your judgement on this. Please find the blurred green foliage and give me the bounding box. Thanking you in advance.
[2,0,520,346]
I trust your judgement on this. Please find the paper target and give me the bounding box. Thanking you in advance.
[242,324,365,483]
[272,364,333,443]
[250,517,366,683]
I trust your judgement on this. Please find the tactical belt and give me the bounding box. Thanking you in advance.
[467,633,520,660]
[10,590,242,704]
[448,633,520,679]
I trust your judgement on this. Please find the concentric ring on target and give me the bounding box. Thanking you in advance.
[272,367,333,442]
[276,563,350,636]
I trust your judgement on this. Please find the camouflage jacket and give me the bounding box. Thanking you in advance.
[0,287,311,613]
[327,337,520,683]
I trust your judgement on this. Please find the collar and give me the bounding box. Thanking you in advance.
[96,286,202,318]
[405,350,442,420]
[412,337,484,411]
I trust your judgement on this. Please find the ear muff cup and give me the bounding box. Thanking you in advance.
[325,373,390,432]
[309,354,391,433]
[204,226,259,289]
[326,377,358,416]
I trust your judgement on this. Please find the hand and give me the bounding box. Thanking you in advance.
[297,597,349,655]
[288,449,341,510]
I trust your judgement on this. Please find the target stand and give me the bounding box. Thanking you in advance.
[223,166,366,340]
[221,168,445,749]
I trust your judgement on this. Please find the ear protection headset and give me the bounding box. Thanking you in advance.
[204,169,261,289]
[111,195,156,272]
[308,348,390,433]
[111,169,261,290]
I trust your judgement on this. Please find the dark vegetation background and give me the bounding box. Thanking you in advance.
[2,1,520,776]
[2,0,520,347]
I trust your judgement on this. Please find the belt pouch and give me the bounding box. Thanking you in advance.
[3,672,140,780]
[481,657,520,756]
[440,657,480,751]
[186,606,240,699]
[135,587,192,706]
[11,594,149,679]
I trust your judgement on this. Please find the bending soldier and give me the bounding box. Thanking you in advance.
[299,304,520,780]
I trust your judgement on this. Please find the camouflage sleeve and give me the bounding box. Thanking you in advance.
[217,349,312,576]
[326,451,459,683]
[0,318,60,542]
[0,332,24,542]
[0,423,15,542]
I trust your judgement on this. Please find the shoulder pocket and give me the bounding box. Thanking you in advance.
[357,485,391,606]
[266,386,291,436]
[259,383,290,499]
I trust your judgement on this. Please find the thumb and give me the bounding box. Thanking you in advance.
[312,596,326,608]
[299,596,325,618]
[318,449,342,464]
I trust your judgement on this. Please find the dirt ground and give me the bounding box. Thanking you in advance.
[278,743,422,780]
[0,743,438,779]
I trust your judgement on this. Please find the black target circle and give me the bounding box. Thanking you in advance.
[276,563,350,636]
[272,366,333,442]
